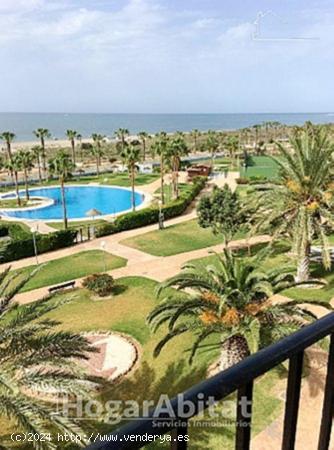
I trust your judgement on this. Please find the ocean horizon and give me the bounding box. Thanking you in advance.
[0,112,333,142]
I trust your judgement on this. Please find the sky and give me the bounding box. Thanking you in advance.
[0,0,332,113]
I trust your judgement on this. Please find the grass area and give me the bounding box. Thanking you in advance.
[121,219,247,256]
[0,199,33,209]
[3,276,283,449]
[240,156,279,180]
[48,219,108,233]
[153,183,189,204]
[12,250,127,293]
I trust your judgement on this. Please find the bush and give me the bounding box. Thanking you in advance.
[0,229,77,263]
[95,177,207,237]
[197,184,243,236]
[82,273,115,297]
[236,178,249,185]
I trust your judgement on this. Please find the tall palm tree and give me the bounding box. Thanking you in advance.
[91,134,106,150]
[0,131,16,161]
[166,133,188,199]
[115,128,130,152]
[0,266,97,447]
[151,132,169,205]
[138,131,151,161]
[66,129,78,165]
[120,142,141,211]
[225,135,239,167]
[252,124,261,149]
[205,130,220,168]
[6,154,22,206]
[190,129,201,153]
[148,249,329,370]
[33,128,51,178]
[48,150,74,229]
[17,149,34,200]
[249,125,334,282]
[90,146,104,176]
[31,145,43,183]
[77,133,83,161]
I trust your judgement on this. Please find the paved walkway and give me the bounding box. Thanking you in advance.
[14,234,270,305]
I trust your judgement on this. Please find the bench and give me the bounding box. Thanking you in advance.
[48,280,76,294]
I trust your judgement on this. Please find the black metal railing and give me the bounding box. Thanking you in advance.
[86,312,334,450]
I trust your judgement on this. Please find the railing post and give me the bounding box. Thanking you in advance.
[171,421,188,450]
[236,382,253,450]
[282,351,304,450]
[318,334,334,450]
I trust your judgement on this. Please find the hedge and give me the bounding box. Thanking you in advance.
[96,177,207,238]
[0,229,78,263]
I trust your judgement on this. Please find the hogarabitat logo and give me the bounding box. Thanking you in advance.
[54,394,252,426]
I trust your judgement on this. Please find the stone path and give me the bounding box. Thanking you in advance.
[14,234,270,305]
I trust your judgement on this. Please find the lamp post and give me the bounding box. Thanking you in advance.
[31,225,39,265]
[100,240,107,272]
[158,200,164,230]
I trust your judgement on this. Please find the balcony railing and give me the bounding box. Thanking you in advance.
[86,312,334,450]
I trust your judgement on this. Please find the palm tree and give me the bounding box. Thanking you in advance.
[90,146,104,176]
[66,129,78,165]
[33,128,51,178]
[166,133,189,199]
[225,135,239,167]
[0,266,97,447]
[252,124,261,149]
[31,145,43,183]
[6,154,22,206]
[205,130,220,167]
[148,248,330,370]
[249,125,334,282]
[190,129,201,153]
[48,150,74,229]
[115,128,130,152]
[120,142,141,211]
[0,131,16,160]
[151,132,169,205]
[17,150,34,200]
[138,131,151,161]
[77,133,83,160]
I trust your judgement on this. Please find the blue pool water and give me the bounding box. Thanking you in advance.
[0,185,144,221]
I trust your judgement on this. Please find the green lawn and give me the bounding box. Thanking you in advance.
[3,276,283,449]
[68,172,159,187]
[12,250,127,293]
[153,183,190,204]
[240,156,279,180]
[48,219,108,233]
[121,219,247,256]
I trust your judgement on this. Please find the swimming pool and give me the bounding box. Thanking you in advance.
[0,185,146,221]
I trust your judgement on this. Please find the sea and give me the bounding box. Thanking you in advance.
[0,112,333,142]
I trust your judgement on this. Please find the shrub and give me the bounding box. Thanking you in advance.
[96,176,207,237]
[0,229,77,263]
[82,273,115,297]
[236,178,249,185]
[197,184,244,236]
